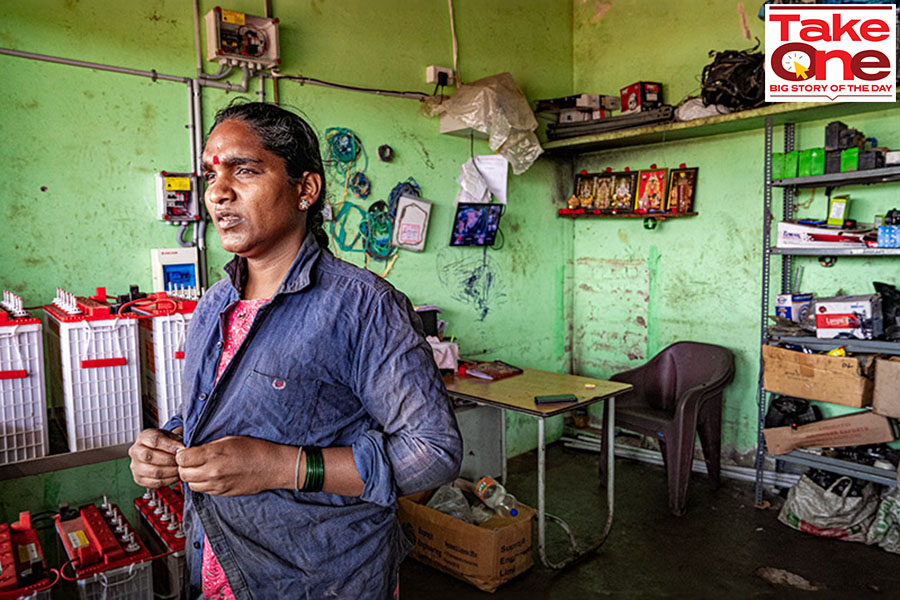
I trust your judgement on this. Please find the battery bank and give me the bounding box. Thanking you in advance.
[55,500,152,600]
[134,292,196,428]
[135,484,186,599]
[42,288,141,452]
[0,292,48,465]
[0,512,53,599]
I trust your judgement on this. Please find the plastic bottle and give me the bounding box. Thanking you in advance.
[474,476,519,517]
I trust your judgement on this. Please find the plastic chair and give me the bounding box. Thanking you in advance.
[598,341,735,516]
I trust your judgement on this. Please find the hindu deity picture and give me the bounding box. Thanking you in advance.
[667,167,698,213]
[610,172,637,213]
[636,168,668,213]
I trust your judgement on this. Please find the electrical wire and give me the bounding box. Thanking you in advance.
[60,559,80,581]
[387,178,422,220]
[324,127,367,185]
[330,202,368,253]
[274,73,431,102]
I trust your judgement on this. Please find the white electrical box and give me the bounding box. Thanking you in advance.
[205,8,280,70]
[155,172,200,223]
[151,248,200,293]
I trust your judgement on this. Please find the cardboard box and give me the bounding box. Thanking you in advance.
[775,293,813,322]
[762,345,874,408]
[874,357,900,418]
[776,221,867,249]
[619,81,662,114]
[814,294,883,340]
[764,410,897,455]
[398,490,535,593]
[771,152,785,180]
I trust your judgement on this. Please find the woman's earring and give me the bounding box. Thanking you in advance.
[299,200,310,211]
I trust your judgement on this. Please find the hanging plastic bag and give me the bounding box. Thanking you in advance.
[421,72,543,174]
[866,466,900,553]
[778,474,880,543]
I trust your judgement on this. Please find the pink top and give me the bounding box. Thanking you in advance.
[201,298,268,600]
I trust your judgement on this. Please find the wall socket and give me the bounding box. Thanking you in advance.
[426,65,455,85]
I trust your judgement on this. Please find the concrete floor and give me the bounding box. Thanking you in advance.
[400,444,900,599]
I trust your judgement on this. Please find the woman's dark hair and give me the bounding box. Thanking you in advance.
[210,101,330,250]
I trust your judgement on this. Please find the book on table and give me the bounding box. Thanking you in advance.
[464,360,523,381]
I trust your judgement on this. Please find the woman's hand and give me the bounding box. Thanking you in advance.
[129,427,185,489]
[176,436,295,496]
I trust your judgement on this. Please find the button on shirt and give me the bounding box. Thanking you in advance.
[165,235,463,600]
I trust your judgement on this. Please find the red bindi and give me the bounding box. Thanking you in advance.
[213,155,220,165]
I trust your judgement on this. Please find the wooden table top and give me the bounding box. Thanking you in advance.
[444,367,632,417]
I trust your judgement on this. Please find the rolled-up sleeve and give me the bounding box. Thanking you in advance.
[351,289,463,507]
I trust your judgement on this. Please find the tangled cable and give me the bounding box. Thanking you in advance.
[324,127,368,186]
[387,178,422,220]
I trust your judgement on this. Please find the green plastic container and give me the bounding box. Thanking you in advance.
[798,149,813,177]
[783,150,799,179]
[841,147,859,172]
[771,152,785,180]
[809,147,825,176]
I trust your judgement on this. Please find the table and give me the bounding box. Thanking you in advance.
[444,368,632,569]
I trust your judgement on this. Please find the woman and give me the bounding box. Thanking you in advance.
[129,101,462,599]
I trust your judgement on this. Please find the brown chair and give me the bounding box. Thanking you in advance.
[599,341,735,516]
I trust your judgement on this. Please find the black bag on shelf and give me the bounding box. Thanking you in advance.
[765,396,822,429]
[700,41,765,110]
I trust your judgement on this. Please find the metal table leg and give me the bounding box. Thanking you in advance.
[536,397,616,569]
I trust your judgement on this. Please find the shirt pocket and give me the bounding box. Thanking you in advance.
[228,368,320,443]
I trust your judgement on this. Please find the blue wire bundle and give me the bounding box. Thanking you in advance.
[349,172,371,199]
[387,178,422,220]
[360,201,394,261]
[324,127,368,185]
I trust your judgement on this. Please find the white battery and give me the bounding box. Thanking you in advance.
[0,296,48,465]
[137,294,195,428]
[43,290,141,452]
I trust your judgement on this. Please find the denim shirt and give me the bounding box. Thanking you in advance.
[164,235,463,599]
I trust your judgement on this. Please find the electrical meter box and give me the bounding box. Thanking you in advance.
[155,172,200,222]
[205,7,280,70]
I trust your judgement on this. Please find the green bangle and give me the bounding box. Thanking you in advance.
[303,447,325,492]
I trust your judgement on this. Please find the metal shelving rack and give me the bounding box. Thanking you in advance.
[754,116,900,504]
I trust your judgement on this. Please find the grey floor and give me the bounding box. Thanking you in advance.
[400,444,900,599]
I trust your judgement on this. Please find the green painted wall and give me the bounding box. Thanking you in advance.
[0,0,573,520]
[571,0,900,458]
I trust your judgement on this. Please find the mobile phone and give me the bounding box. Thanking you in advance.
[534,394,578,405]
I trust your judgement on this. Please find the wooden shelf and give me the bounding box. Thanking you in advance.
[558,211,696,221]
[542,100,896,155]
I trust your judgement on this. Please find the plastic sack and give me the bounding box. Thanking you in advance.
[421,72,543,174]
[866,467,900,553]
[426,485,475,523]
[778,474,880,543]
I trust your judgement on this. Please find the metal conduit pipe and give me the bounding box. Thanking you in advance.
[190,78,209,291]
[0,47,190,83]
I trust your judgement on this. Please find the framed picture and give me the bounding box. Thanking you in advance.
[569,172,595,210]
[609,171,637,213]
[635,168,668,213]
[667,167,698,213]
[592,174,615,212]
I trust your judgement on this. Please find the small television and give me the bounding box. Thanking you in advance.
[450,203,503,247]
